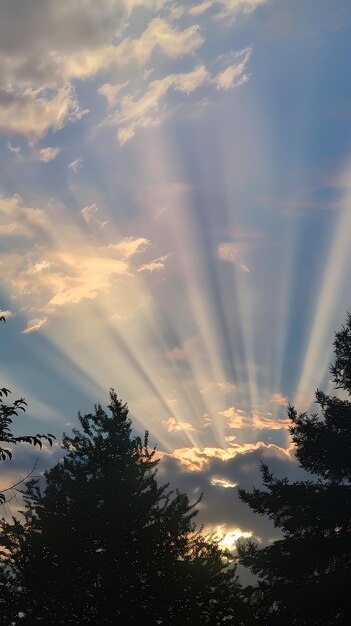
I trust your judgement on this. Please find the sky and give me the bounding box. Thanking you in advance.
[1,0,351,550]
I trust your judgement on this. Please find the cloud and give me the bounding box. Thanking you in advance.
[0,1,168,87]
[219,406,290,430]
[68,156,84,172]
[0,195,157,330]
[163,442,285,471]
[189,2,214,16]
[0,310,13,320]
[163,417,197,433]
[210,477,237,488]
[213,525,252,551]
[202,414,214,428]
[37,146,61,162]
[0,194,48,237]
[0,85,85,142]
[200,381,236,394]
[217,242,248,262]
[6,143,60,163]
[219,406,247,428]
[217,241,251,271]
[215,60,250,90]
[270,392,288,406]
[114,65,209,145]
[186,0,268,22]
[7,142,23,159]
[61,18,204,82]
[214,47,252,90]
[22,317,48,334]
[80,204,99,224]
[213,0,269,22]
[167,335,204,362]
[98,81,129,107]
[108,237,150,259]
[2,241,140,321]
[117,125,138,146]
[157,440,307,549]
[137,254,170,273]
[161,446,212,470]
[251,413,290,429]
[0,1,255,144]
[5,251,127,311]
[112,48,251,144]
[41,253,128,308]
[115,18,204,65]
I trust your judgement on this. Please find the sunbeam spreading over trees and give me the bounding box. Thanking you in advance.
[1,314,351,624]
[238,313,351,625]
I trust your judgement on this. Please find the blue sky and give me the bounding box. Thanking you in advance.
[1,0,351,545]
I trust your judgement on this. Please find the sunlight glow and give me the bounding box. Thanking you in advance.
[210,478,238,488]
[212,525,253,551]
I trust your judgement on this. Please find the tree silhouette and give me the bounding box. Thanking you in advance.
[0,390,247,625]
[238,313,351,625]
[0,317,54,503]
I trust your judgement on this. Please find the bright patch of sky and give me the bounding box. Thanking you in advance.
[1,0,351,541]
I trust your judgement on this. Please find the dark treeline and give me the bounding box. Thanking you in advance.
[0,313,350,625]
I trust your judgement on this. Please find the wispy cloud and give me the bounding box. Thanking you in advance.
[112,48,251,144]
[270,391,288,406]
[23,317,48,334]
[0,85,85,142]
[0,195,163,331]
[7,143,61,163]
[68,156,84,172]
[137,254,170,273]
[7,142,23,159]
[62,18,204,82]
[215,48,252,89]
[217,241,251,272]
[0,309,13,320]
[219,405,290,430]
[200,381,236,394]
[37,146,61,162]
[163,417,197,432]
[181,0,268,22]
[98,81,129,107]
[213,0,269,22]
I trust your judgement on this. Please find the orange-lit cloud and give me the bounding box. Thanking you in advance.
[163,417,197,433]
[0,195,167,331]
[161,441,292,471]
[219,406,290,430]
[200,381,236,394]
[270,392,288,406]
[211,524,252,551]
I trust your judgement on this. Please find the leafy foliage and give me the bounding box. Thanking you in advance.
[0,318,54,503]
[238,313,351,624]
[0,390,247,625]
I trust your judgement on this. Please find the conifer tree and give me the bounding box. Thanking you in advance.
[0,390,246,625]
[238,313,351,625]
